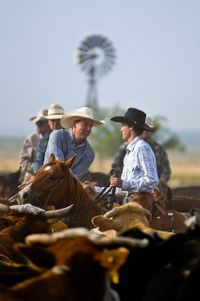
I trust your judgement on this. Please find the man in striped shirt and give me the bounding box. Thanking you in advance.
[109,107,159,210]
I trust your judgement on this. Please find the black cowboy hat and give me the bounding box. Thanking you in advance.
[111,107,153,132]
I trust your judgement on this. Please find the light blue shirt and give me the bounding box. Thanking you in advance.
[44,129,95,181]
[121,136,159,193]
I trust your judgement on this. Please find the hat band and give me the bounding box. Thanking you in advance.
[49,113,63,115]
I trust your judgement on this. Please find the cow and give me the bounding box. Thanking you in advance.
[0,228,146,301]
[0,204,72,286]
[112,212,200,301]
[0,169,21,199]
[92,202,175,240]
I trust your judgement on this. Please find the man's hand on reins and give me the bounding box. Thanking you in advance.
[109,176,122,188]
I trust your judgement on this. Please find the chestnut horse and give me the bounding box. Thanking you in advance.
[15,157,188,233]
[15,155,106,229]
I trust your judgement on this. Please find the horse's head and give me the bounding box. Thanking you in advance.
[17,154,76,209]
[11,154,105,229]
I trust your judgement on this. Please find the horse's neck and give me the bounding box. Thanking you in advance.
[61,174,94,206]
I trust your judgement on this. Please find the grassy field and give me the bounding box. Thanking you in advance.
[0,137,200,188]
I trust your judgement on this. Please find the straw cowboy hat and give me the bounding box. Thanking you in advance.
[111,107,153,132]
[29,109,48,123]
[145,116,158,132]
[46,103,65,120]
[61,106,104,129]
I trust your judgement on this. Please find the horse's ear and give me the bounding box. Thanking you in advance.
[64,155,77,168]
[48,154,56,163]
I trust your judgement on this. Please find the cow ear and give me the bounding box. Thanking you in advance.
[64,155,77,168]
[48,154,56,163]
[15,243,55,268]
[94,248,129,284]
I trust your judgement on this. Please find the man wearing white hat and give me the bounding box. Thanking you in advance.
[43,106,104,181]
[18,109,50,183]
[34,103,64,172]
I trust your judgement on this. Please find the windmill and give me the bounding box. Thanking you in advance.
[75,34,116,109]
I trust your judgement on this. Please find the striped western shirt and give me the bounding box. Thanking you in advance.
[121,136,159,193]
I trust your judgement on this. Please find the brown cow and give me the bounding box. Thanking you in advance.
[0,170,21,199]
[0,228,147,301]
[0,204,72,286]
[0,204,72,263]
[92,202,175,240]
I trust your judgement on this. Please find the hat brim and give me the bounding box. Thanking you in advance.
[29,116,47,123]
[61,114,104,129]
[29,116,36,121]
[111,116,153,132]
[46,114,64,120]
[144,125,157,132]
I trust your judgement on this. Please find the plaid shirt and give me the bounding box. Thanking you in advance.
[112,138,171,182]
[121,136,159,193]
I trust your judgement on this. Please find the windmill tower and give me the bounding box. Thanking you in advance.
[75,34,116,109]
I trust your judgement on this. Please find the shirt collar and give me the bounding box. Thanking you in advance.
[127,136,142,152]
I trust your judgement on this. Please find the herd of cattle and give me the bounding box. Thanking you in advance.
[0,162,200,300]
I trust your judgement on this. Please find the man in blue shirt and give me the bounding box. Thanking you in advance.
[34,103,65,172]
[43,107,104,181]
[109,107,159,210]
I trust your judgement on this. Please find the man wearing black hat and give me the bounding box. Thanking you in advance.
[109,107,159,210]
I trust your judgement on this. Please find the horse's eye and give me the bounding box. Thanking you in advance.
[49,175,58,181]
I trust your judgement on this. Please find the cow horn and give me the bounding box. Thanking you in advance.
[8,204,74,218]
[10,204,45,214]
[25,228,93,245]
[8,193,19,204]
[42,204,74,219]
[25,233,58,245]
[90,236,149,249]
[25,227,149,250]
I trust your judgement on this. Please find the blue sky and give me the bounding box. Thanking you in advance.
[0,0,200,136]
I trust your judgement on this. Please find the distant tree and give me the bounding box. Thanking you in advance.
[153,115,185,151]
[89,105,125,158]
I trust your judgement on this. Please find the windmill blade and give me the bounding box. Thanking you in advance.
[76,34,116,77]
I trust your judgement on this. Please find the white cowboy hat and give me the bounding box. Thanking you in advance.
[46,103,64,120]
[60,106,105,128]
[29,109,48,123]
